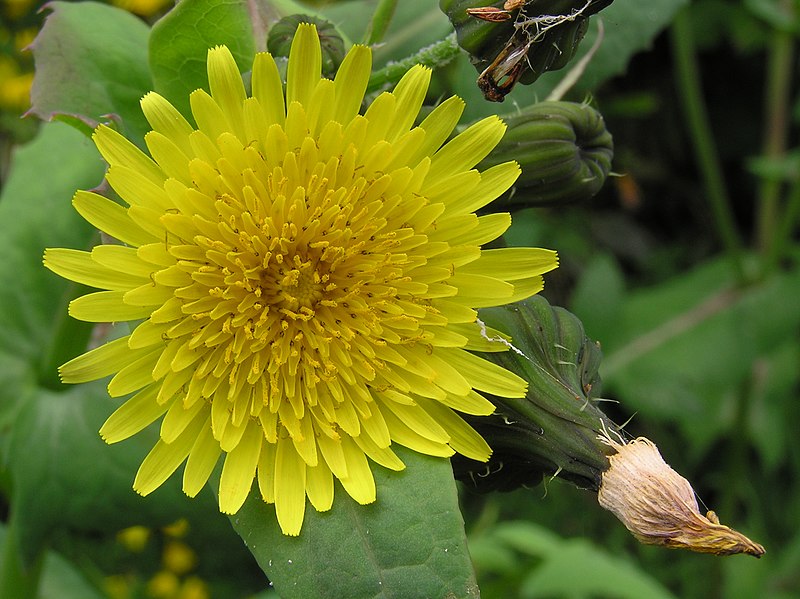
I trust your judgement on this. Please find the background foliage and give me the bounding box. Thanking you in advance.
[0,0,798,597]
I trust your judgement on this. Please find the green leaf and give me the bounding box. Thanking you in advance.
[148,0,257,117]
[570,252,627,346]
[597,256,800,451]
[6,380,220,565]
[229,447,479,599]
[501,523,677,599]
[28,1,152,143]
[0,524,105,599]
[548,0,690,94]
[0,122,104,403]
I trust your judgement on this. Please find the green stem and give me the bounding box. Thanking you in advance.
[367,33,460,93]
[670,9,746,283]
[363,0,398,46]
[0,516,45,599]
[765,174,800,272]
[757,0,796,265]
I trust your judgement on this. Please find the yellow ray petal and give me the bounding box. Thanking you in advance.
[160,395,207,443]
[274,435,307,536]
[353,434,404,471]
[219,422,263,514]
[406,96,464,165]
[464,247,559,281]
[386,64,430,141]
[107,347,160,397]
[440,348,527,398]
[92,245,155,277]
[257,441,277,504]
[332,44,371,125]
[93,125,164,185]
[286,23,321,108]
[133,409,207,496]
[427,116,506,184]
[59,335,134,383]
[305,459,334,512]
[207,45,247,141]
[338,435,376,504]
[416,397,492,462]
[141,91,194,154]
[44,248,147,291]
[72,191,157,247]
[380,403,454,458]
[251,52,285,127]
[69,290,153,322]
[183,416,221,497]
[100,384,168,444]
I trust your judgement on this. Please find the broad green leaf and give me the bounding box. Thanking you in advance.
[230,447,479,599]
[503,523,677,599]
[747,343,799,470]
[595,256,800,452]
[0,524,105,599]
[546,0,690,94]
[148,0,257,117]
[6,380,221,565]
[470,522,677,599]
[570,252,627,346]
[0,122,103,404]
[28,1,152,143]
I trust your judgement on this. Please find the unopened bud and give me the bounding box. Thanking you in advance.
[483,101,613,206]
[267,15,345,78]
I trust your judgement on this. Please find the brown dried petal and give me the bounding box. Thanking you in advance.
[466,7,514,22]
[598,436,765,557]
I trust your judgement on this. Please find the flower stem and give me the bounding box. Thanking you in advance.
[0,517,45,599]
[367,33,460,92]
[669,9,746,283]
[363,0,398,45]
[757,0,796,268]
[765,173,800,272]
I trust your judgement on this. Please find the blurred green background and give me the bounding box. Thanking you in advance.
[1,0,799,597]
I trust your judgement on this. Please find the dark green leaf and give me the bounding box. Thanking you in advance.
[148,0,257,117]
[28,1,152,143]
[597,256,800,451]
[230,447,479,599]
[6,380,219,565]
[0,122,103,403]
[0,524,105,599]
[495,523,677,599]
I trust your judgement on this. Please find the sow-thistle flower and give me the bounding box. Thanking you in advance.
[43,24,558,535]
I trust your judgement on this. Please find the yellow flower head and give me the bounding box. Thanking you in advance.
[44,24,557,535]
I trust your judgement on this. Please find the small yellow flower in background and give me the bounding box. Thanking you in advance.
[44,24,557,535]
[112,0,173,18]
[117,525,152,553]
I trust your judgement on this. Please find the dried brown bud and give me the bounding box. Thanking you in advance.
[597,436,765,558]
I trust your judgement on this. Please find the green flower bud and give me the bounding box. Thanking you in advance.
[483,101,613,207]
[439,0,614,101]
[267,15,346,78]
[452,295,618,492]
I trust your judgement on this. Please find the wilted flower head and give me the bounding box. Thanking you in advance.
[43,24,557,535]
[598,436,765,557]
